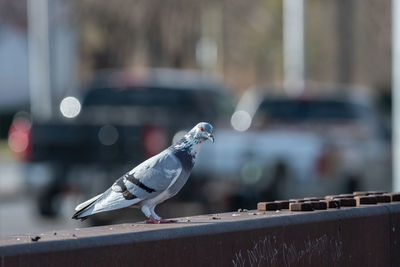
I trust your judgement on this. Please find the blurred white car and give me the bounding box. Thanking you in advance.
[195,84,391,206]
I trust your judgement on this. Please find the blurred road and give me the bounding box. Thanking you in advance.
[0,143,86,237]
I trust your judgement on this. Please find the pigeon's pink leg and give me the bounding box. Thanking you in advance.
[145,216,177,224]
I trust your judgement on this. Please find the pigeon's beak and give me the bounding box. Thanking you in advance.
[206,133,214,143]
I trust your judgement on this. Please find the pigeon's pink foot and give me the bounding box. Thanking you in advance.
[145,216,160,224]
[145,216,177,224]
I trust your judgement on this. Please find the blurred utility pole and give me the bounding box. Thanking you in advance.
[197,4,223,78]
[393,0,400,192]
[50,0,78,105]
[336,0,354,83]
[283,0,305,96]
[27,0,52,121]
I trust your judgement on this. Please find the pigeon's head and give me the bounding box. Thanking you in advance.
[191,122,214,143]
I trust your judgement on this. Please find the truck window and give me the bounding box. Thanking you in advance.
[256,99,370,122]
[81,87,232,123]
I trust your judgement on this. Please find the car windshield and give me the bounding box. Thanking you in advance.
[255,99,370,122]
[82,87,233,121]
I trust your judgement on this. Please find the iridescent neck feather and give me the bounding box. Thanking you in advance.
[172,131,203,158]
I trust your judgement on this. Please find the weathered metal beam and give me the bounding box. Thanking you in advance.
[1,203,400,267]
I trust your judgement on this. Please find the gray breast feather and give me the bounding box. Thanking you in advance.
[111,149,182,200]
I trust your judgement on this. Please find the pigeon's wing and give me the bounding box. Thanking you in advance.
[114,149,183,199]
[91,150,182,214]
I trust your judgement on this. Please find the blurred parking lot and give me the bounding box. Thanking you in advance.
[0,195,84,238]
[0,142,86,237]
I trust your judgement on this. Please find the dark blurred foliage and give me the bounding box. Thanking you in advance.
[73,0,391,95]
[74,0,283,92]
[0,0,27,28]
[0,0,392,94]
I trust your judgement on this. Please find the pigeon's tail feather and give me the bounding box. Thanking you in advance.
[72,194,103,220]
[75,193,103,211]
[72,203,96,221]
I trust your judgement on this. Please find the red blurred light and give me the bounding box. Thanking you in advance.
[315,153,329,177]
[8,119,32,160]
[143,126,167,157]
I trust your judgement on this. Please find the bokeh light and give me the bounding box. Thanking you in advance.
[231,110,252,132]
[59,96,81,118]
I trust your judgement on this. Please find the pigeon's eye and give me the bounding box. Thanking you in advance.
[200,127,204,132]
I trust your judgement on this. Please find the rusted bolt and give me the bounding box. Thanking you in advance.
[310,201,327,210]
[327,195,351,200]
[334,198,356,207]
[354,196,377,205]
[338,193,354,198]
[303,197,323,202]
[353,191,369,196]
[257,202,279,211]
[371,194,391,203]
[390,193,400,202]
[274,200,290,209]
[325,195,339,201]
[318,200,328,209]
[367,191,386,195]
[327,200,341,209]
[289,202,313,211]
[289,199,306,203]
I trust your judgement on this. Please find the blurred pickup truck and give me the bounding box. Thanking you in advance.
[8,68,233,217]
[195,85,391,209]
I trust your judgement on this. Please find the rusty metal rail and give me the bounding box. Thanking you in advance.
[1,193,400,266]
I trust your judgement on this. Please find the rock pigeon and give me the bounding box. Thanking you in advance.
[72,122,214,224]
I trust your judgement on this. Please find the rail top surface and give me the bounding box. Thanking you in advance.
[1,201,399,248]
